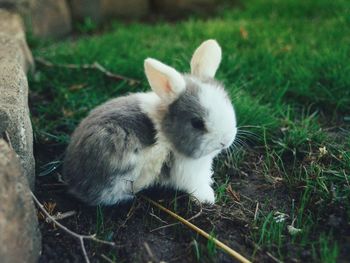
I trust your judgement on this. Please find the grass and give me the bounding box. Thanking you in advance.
[29,0,350,262]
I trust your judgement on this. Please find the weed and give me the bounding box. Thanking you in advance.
[75,17,98,34]
[96,205,104,235]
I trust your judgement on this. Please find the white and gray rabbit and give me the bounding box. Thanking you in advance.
[62,40,237,205]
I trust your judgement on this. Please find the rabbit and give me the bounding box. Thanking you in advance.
[62,39,237,205]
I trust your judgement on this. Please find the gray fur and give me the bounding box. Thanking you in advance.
[62,95,156,205]
[161,76,208,158]
[160,151,174,179]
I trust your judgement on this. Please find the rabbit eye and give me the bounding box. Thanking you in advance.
[191,117,206,131]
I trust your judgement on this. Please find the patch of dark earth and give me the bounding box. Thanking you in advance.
[34,140,349,263]
[34,139,271,263]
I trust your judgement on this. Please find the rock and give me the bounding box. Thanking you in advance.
[68,0,102,23]
[0,19,35,188]
[0,9,34,73]
[0,60,35,189]
[31,0,72,38]
[152,0,219,18]
[101,0,149,19]
[0,0,72,39]
[0,139,41,263]
[0,9,35,188]
[0,108,10,134]
[0,0,36,38]
[69,0,149,23]
[0,0,34,15]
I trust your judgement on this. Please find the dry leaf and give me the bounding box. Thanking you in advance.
[226,184,240,202]
[38,202,56,220]
[280,44,293,53]
[69,83,86,91]
[319,146,328,157]
[287,225,302,235]
[239,26,249,40]
[62,108,74,117]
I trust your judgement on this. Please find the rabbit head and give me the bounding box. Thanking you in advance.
[144,40,237,159]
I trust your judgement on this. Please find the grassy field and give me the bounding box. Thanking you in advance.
[29,0,350,262]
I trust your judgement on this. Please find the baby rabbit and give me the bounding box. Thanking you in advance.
[63,40,237,205]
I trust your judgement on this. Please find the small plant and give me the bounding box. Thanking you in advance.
[192,239,201,261]
[96,205,104,235]
[207,230,218,259]
[75,17,98,34]
[318,233,339,263]
[257,211,287,259]
[214,176,230,203]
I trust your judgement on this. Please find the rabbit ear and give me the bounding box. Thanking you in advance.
[190,39,222,78]
[144,58,185,102]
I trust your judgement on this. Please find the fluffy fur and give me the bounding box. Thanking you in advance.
[63,39,237,205]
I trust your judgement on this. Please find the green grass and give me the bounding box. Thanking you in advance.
[29,0,350,262]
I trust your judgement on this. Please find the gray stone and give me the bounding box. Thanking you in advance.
[101,0,149,19]
[0,0,36,39]
[0,0,72,39]
[31,0,72,38]
[152,0,219,17]
[0,9,34,73]
[0,39,35,189]
[0,139,41,263]
[0,0,34,14]
[0,9,35,188]
[68,0,101,23]
[0,108,10,134]
[69,0,149,23]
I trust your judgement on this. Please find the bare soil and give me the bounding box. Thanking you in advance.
[34,141,290,263]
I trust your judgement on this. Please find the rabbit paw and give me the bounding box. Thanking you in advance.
[192,185,215,205]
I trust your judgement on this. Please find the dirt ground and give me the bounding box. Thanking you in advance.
[34,140,291,263]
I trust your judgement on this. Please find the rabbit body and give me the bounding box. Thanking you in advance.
[63,40,237,205]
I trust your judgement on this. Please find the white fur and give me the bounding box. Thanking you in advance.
[132,40,236,204]
[137,92,217,204]
[191,39,222,78]
[162,153,216,204]
[194,77,237,155]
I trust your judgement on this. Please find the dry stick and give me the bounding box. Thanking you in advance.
[254,202,259,221]
[101,254,116,263]
[150,195,203,233]
[35,57,140,85]
[30,192,115,263]
[141,195,252,263]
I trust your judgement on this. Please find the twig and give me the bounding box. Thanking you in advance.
[115,198,139,234]
[149,210,168,224]
[254,202,259,221]
[31,191,115,263]
[50,210,77,221]
[101,254,116,263]
[150,222,180,232]
[227,183,241,202]
[80,238,89,263]
[35,57,140,85]
[266,251,283,263]
[150,196,203,233]
[239,193,255,203]
[141,195,252,263]
[187,196,203,222]
[229,199,255,216]
[144,242,157,261]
